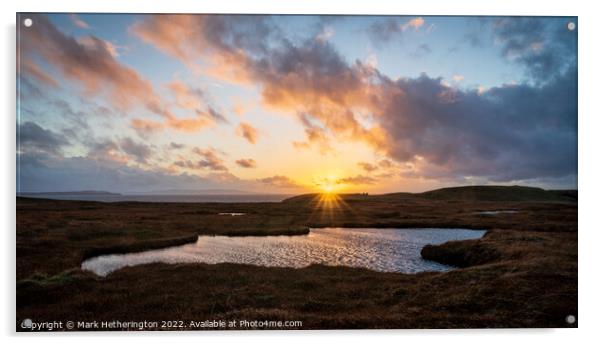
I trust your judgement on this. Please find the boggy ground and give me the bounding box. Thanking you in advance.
[16,186,577,329]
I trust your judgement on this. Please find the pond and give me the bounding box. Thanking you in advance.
[475,210,519,215]
[82,227,486,277]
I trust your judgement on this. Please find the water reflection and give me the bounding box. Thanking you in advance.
[475,210,519,215]
[82,228,486,276]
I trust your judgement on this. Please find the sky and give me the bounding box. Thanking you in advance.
[17,14,577,194]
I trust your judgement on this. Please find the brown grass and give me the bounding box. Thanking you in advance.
[16,187,577,330]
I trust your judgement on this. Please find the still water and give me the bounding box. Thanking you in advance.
[82,228,486,276]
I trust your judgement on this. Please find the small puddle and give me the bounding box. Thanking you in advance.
[82,228,486,276]
[218,213,246,216]
[475,210,519,215]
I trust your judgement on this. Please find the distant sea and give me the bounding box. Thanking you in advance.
[17,194,294,203]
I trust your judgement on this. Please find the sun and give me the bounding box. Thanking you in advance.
[312,174,342,194]
[322,183,335,193]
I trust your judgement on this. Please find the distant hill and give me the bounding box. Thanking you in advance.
[283,186,577,203]
[18,191,121,196]
[283,193,375,203]
[414,185,577,202]
[133,189,257,195]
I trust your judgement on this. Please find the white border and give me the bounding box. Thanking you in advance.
[3,0,601,344]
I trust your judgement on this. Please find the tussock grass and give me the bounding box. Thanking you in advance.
[16,186,577,329]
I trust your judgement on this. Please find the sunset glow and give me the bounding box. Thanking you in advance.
[17,14,577,194]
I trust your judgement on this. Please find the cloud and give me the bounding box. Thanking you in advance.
[17,121,69,155]
[292,113,333,154]
[82,138,128,164]
[410,43,431,58]
[367,18,403,43]
[21,14,220,135]
[18,149,303,194]
[236,122,259,144]
[315,26,334,42]
[231,100,247,116]
[20,15,170,117]
[132,15,576,185]
[452,74,464,82]
[260,40,575,184]
[257,175,300,189]
[168,79,204,109]
[17,152,211,193]
[171,147,231,173]
[20,59,58,87]
[367,17,425,44]
[130,14,277,80]
[167,79,228,124]
[69,14,90,29]
[17,15,578,193]
[365,54,378,69]
[119,138,152,164]
[336,175,378,185]
[49,99,91,133]
[131,118,164,136]
[358,162,378,172]
[131,15,380,151]
[165,114,214,133]
[169,142,185,149]
[235,158,257,168]
[491,17,576,82]
[378,159,393,169]
[189,147,228,171]
[402,17,425,31]
[235,39,388,152]
[380,69,577,182]
[78,36,121,57]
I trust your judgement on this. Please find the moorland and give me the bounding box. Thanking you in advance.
[16,185,577,330]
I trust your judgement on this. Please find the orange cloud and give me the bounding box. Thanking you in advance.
[168,79,204,110]
[130,15,194,64]
[257,175,301,189]
[130,15,390,150]
[232,103,245,116]
[21,14,174,122]
[402,17,425,31]
[235,158,257,168]
[166,116,213,133]
[167,78,228,124]
[358,162,378,172]
[236,122,259,144]
[131,14,256,83]
[129,15,577,184]
[69,14,90,29]
[20,58,58,87]
[21,14,222,135]
[173,147,228,172]
[378,159,393,169]
[131,118,164,135]
[337,175,378,185]
[292,116,333,154]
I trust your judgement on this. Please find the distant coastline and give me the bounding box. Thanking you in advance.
[15,185,576,204]
[16,193,294,203]
[18,190,121,196]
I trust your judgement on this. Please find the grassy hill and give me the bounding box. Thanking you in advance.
[414,185,577,202]
[284,185,577,203]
